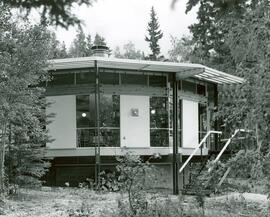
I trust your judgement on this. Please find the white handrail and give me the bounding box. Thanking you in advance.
[208,128,250,172]
[179,130,222,174]
[212,129,241,165]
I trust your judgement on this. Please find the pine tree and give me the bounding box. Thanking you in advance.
[69,27,88,57]
[0,5,51,195]
[145,6,163,61]
[93,33,107,46]
[69,27,94,57]
[49,33,68,59]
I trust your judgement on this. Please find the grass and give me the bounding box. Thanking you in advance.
[1,187,269,217]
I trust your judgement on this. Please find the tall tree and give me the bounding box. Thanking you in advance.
[145,6,163,61]
[49,33,68,59]
[0,5,51,195]
[114,41,144,60]
[185,0,270,194]
[93,33,107,46]
[69,27,93,57]
[168,35,194,62]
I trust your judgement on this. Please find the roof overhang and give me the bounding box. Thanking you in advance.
[48,56,244,84]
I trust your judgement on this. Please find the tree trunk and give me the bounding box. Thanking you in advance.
[0,122,7,197]
[255,123,262,151]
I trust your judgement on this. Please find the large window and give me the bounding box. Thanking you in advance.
[76,95,96,147]
[76,94,120,147]
[99,94,120,147]
[150,97,170,147]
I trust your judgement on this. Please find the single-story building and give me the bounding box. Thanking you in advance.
[44,47,244,194]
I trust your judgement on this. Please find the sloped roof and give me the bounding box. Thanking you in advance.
[48,56,244,84]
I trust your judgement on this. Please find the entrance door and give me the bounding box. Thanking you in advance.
[182,99,199,148]
[120,95,150,148]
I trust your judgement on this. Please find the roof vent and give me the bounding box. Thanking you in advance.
[91,45,110,57]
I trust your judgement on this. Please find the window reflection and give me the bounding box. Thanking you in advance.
[49,73,74,86]
[76,71,95,84]
[76,94,120,147]
[100,95,120,147]
[199,103,207,141]
[150,97,169,147]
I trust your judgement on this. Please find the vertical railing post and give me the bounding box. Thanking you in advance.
[94,60,101,189]
[172,75,179,195]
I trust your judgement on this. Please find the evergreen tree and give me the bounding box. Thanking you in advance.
[85,35,93,56]
[49,33,68,59]
[69,27,93,57]
[145,6,163,61]
[2,0,94,28]
[93,33,107,46]
[185,0,270,195]
[0,5,51,195]
[69,27,87,57]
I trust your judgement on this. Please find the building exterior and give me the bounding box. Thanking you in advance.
[44,55,243,194]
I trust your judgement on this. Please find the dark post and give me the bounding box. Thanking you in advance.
[172,75,179,195]
[94,60,101,188]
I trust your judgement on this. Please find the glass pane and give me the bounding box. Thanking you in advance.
[182,80,196,93]
[121,74,147,85]
[100,129,120,147]
[150,97,169,147]
[77,129,95,147]
[100,94,120,147]
[50,73,74,86]
[76,71,95,84]
[197,84,206,96]
[100,72,119,85]
[76,95,95,128]
[149,75,166,87]
[199,104,207,141]
[100,95,120,127]
[150,129,169,147]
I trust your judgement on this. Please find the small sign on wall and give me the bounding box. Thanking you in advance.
[131,108,139,117]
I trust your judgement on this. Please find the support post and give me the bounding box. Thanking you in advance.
[94,60,101,188]
[172,76,179,195]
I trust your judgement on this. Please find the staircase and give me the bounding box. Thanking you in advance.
[181,129,252,195]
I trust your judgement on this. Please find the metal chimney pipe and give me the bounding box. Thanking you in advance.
[91,45,110,57]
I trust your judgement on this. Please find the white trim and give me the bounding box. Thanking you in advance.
[48,57,244,85]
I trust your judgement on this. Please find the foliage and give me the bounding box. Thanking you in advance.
[99,171,119,192]
[145,6,163,61]
[93,33,107,47]
[67,201,92,217]
[69,27,93,57]
[0,4,51,195]
[109,197,187,217]
[113,152,159,216]
[114,41,144,60]
[69,31,108,58]
[49,33,68,59]
[168,35,194,62]
[2,0,95,28]
[184,0,270,196]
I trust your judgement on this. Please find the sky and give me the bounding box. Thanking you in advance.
[54,0,198,57]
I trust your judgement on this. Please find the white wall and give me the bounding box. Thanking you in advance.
[120,95,150,148]
[182,99,199,148]
[46,95,76,149]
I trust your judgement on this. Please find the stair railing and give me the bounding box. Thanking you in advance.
[179,130,222,174]
[208,129,251,172]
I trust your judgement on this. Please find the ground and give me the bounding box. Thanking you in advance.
[1,188,270,217]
